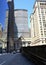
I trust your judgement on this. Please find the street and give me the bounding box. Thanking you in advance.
[0,53,34,65]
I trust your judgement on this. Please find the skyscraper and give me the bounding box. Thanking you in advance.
[14,9,29,49]
[14,9,29,38]
[7,0,14,52]
[30,0,46,46]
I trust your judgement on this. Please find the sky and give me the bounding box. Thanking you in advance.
[0,0,35,29]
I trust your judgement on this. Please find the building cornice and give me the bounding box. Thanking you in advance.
[14,9,28,12]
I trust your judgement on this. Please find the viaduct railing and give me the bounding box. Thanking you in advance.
[20,45,46,65]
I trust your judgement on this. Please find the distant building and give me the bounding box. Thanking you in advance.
[14,9,29,49]
[14,9,29,39]
[0,24,7,52]
[29,28,31,37]
[0,24,3,38]
[30,0,46,46]
[5,9,29,50]
[3,10,9,41]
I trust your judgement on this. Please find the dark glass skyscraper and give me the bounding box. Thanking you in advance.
[7,0,14,52]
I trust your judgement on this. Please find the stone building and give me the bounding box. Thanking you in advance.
[30,0,46,46]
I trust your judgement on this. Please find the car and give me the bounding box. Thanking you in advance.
[2,49,6,53]
[16,50,20,53]
[12,51,16,54]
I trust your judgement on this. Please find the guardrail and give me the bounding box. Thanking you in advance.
[21,45,46,65]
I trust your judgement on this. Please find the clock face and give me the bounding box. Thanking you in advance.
[7,0,12,2]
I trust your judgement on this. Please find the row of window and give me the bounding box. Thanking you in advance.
[40,3,46,5]
[41,30,46,37]
[42,38,46,43]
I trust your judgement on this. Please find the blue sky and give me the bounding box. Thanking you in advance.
[0,0,35,29]
[0,0,8,29]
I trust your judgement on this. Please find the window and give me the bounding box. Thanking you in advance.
[43,24,46,28]
[42,38,45,43]
[41,31,43,36]
[42,41,44,43]
[42,16,45,19]
[40,3,46,5]
[40,24,42,30]
[44,31,46,37]
[45,9,46,13]
[45,39,46,43]
[45,24,46,27]
[41,33,43,36]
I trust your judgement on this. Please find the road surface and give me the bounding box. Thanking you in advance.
[0,53,35,65]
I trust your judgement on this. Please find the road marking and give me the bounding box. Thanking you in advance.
[0,61,6,65]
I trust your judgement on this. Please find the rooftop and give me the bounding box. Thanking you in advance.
[33,0,46,8]
[36,0,46,2]
[14,9,28,11]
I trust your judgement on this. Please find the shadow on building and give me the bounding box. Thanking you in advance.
[14,17,18,51]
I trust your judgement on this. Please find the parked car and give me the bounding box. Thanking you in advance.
[12,51,16,54]
[16,50,20,53]
[2,49,6,53]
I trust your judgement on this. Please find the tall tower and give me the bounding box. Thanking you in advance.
[14,9,29,50]
[14,9,29,38]
[31,0,46,46]
[7,0,14,52]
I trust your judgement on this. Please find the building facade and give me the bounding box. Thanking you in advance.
[0,24,3,38]
[5,9,29,50]
[7,0,14,52]
[14,9,29,39]
[14,9,29,49]
[2,10,8,51]
[30,0,46,46]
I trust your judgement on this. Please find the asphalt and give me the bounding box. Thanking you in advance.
[0,53,35,65]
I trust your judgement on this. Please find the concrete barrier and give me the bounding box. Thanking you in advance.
[21,45,46,65]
